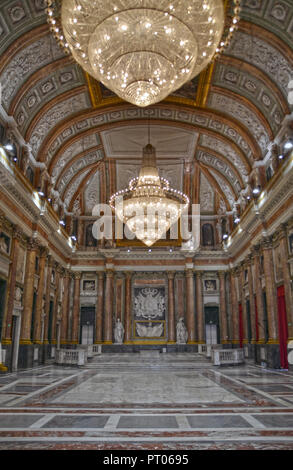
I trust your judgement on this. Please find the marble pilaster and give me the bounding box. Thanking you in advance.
[104,270,114,344]
[167,272,176,343]
[43,256,53,345]
[185,269,196,344]
[219,271,229,344]
[71,272,81,344]
[124,272,132,344]
[262,238,279,344]
[230,270,239,344]
[51,265,61,345]
[33,247,48,344]
[252,246,266,344]
[95,272,104,344]
[20,238,38,344]
[195,271,205,344]
[246,256,257,344]
[60,270,71,345]
[279,225,293,340]
[239,264,248,344]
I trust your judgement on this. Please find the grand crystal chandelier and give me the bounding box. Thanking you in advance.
[109,141,189,246]
[59,0,226,107]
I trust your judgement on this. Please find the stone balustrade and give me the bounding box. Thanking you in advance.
[212,348,244,366]
[55,349,86,366]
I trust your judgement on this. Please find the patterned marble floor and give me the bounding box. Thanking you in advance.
[0,353,293,450]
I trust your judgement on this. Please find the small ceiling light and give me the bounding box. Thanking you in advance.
[59,220,65,226]
[284,140,293,150]
[252,186,261,195]
[279,154,284,160]
[222,233,228,240]
[234,216,240,224]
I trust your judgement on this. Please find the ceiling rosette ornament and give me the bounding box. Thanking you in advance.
[46,0,240,107]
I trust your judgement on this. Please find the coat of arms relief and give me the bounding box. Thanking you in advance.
[134,287,166,338]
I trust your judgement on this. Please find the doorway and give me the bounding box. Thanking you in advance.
[204,306,220,344]
[80,307,95,344]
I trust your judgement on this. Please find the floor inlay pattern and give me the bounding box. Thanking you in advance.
[0,354,293,450]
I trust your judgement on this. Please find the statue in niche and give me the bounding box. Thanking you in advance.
[202,223,214,247]
[114,318,124,344]
[176,318,188,344]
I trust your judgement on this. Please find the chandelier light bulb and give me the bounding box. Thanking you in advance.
[61,0,225,107]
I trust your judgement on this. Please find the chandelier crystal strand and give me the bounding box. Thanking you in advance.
[109,143,189,246]
[57,0,226,107]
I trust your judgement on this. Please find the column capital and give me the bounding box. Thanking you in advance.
[167,271,175,280]
[261,236,273,250]
[185,268,194,278]
[39,245,49,258]
[105,269,114,278]
[252,244,261,256]
[73,271,82,280]
[218,270,226,279]
[26,237,39,251]
[12,225,24,241]
[195,270,204,278]
[97,271,105,280]
[0,214,12,232]
[125,271,133,280]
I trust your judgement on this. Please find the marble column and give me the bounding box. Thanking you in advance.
[185,269,196,344]
[230,269,239,344]
[219,271,229,344]
[20,239,38,344]
[95,272,104,344]
[71,272,81,344]
[252,245,266,343]
[2,226,23,344]
[60,270,71,345]
[262,237,279,343]
[33,247,48,344]
[239,264,248,344]
[51,265,61,345]
[195,271,205,344]
[43,257,53,346]
[124,272,132,344]
[279,225,293,340]
[246,255,256,344]
[104,270,114,344]
[167,272,176,343]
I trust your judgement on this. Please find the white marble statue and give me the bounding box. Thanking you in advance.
[114,319,124,344]
[176,318,188,344]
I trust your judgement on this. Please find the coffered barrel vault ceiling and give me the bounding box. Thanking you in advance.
[0,0,292,220]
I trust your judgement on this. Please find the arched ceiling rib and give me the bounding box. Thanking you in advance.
[0,1,292,219]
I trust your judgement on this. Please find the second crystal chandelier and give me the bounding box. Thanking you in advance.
[61,0,225,107]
